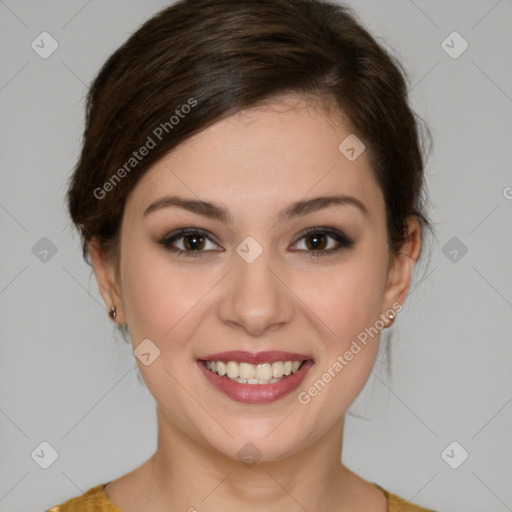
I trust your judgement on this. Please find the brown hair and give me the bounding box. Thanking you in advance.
[66,0,434,331]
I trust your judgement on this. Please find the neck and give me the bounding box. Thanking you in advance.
[145,404,361,512]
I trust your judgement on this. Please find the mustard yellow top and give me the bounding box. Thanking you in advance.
[46,482,437,511]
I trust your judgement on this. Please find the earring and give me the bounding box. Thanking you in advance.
[109,306,117,320]
[387,311,396,327]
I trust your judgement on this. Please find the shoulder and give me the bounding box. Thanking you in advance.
[45,483,120,512]
[378,485,438,512]
[46,481,439,512]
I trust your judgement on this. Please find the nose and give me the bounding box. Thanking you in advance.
[217,249,295,336]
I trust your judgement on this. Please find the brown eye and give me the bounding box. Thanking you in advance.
[304,232,328,250]
[291,227,354,257]
[183,233,206,250]
[159,228,221,255]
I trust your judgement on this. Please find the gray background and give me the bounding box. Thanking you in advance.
[1,1,511,511]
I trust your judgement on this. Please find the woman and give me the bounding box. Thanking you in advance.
[48,0,437,510]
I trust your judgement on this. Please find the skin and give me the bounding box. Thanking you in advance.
[90,94,421,512]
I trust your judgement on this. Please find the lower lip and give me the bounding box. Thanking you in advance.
[197,360,314,404]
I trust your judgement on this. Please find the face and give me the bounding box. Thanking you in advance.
[91,94,419,463]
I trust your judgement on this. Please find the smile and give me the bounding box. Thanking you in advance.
[197,352,314,404]
[202,360,304,384]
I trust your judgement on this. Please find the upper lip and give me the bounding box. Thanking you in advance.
[198,351,313,364]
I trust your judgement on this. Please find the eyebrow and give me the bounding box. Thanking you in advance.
[143,194,369,223]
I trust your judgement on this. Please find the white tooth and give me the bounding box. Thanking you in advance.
[206,360,303,383]
[239,362,255,379]
[271,361,285,378]
[226,361,239,379]
[216,361,227,376]
[255,363,273,380]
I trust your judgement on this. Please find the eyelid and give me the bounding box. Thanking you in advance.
[159,228,223,254]
[159,226,354,256]
[290,226,355,255]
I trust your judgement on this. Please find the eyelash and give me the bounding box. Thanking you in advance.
[159,227,354,258]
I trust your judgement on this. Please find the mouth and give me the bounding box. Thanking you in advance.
[200,359,306,384]
[197,351,314,403]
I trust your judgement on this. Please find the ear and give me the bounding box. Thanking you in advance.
[382,217,422,311]
[89,237,126,324]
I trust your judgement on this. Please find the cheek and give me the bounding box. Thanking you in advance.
[121,246,223,348]
[295,267,385,420]
[292,259,386,347]
[120,246,189,343]
[289,258,386,413]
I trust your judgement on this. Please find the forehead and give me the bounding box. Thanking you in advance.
[125,95,384,220]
